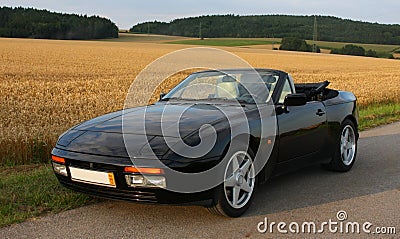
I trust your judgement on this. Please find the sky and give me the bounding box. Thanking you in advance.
[1,0,399,29]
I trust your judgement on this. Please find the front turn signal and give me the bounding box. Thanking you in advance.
[51,155,66,164]
[124,167,164,175]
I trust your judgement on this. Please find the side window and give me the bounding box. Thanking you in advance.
[278,78,294,104]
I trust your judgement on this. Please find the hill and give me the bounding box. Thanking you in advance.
[0,7,118,40]
[130,15,400,45]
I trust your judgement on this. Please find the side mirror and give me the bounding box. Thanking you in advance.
[283,93,307,107]
[160,93,166,101]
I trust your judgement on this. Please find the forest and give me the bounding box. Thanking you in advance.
[131,15,400,45]
[0,7,118,40]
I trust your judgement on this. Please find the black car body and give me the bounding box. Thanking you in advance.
[52,69,359,217]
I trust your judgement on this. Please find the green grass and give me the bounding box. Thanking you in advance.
[169,38,277,47]
[358,102,400,131]
[0,165,98,228]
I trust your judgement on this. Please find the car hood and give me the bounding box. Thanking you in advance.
[57,102,242,158]
[73,102,236,136]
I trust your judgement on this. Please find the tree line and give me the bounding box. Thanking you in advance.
[331,44,395,58]
[131,15,400,45]
[279,37,320,53]
[0,7,118,40]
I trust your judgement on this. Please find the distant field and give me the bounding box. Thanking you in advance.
[98,34,400,55]
[96,33,192,43]
[306,40,400,54]
[169,38,279,47]
[166,36,399,55]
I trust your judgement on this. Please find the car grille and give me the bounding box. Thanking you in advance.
[58,176,159,203]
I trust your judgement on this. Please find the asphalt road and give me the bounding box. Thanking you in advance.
[1,122,399,238]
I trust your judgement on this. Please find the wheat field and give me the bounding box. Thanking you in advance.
[1,38,399,165]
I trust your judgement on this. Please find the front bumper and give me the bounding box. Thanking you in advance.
[51,148,216,206]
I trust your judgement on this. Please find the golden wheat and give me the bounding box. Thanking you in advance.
[1,38,399,164]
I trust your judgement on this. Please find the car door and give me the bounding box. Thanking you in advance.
[276,77,328,162]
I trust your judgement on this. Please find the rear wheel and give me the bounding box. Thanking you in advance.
[324,119,358,172]
[208,149,256,217]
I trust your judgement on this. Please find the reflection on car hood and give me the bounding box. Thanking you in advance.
[72,102,241,137]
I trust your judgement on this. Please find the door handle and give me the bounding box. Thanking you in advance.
[316,109,326,116]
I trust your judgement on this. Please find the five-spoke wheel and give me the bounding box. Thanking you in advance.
[223,151,255,209]
[208,146,256,217]
[340,125,356,166]
[324,119,358,172]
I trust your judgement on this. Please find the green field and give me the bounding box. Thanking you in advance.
[169,38,278,47]
[96,34,400,56]
[165,36,399,55]
[306,40,400,54]
[96,33,191,42]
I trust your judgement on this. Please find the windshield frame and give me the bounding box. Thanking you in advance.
[162,69,282,104]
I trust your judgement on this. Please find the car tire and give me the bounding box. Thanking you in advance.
[207,145,257,217]
[323,119,358,172]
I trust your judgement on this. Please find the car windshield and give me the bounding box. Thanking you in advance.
[163,70,279,104]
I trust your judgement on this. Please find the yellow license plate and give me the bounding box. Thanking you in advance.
[69,167,116,188]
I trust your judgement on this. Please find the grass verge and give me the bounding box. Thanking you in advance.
[0,164,98,228]
[358,102,400,131]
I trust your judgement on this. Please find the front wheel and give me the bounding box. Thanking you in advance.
[324,119,358,172]
[207,149,256,217]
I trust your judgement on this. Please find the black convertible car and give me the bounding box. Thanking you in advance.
[52,69,358,217]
